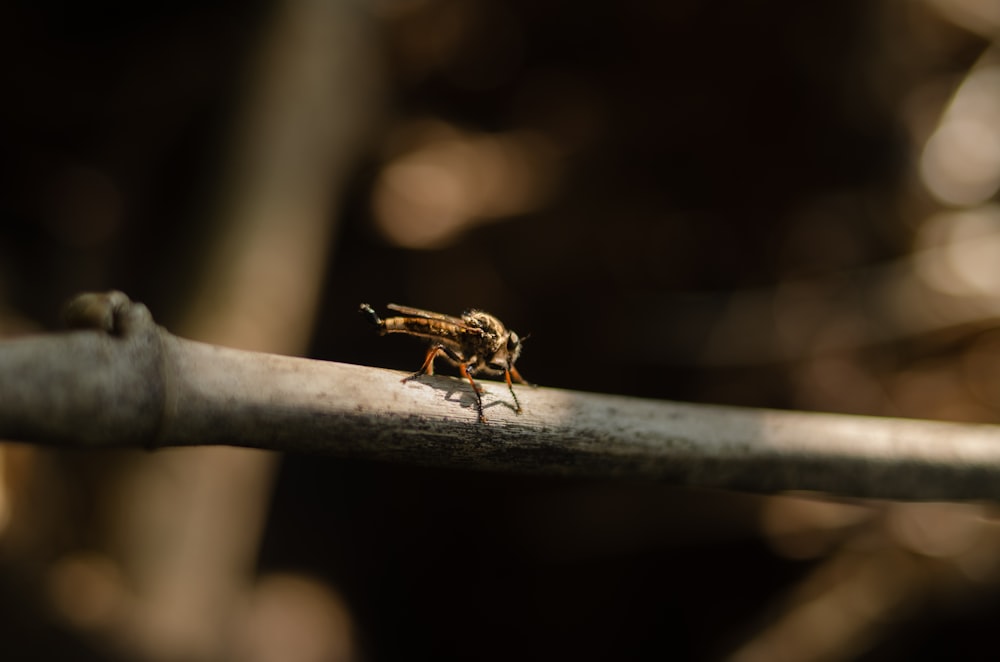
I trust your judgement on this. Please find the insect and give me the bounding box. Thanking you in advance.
[360,303,533,422]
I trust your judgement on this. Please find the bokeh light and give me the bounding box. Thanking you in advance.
[372,121,558,248]
[920,63,1000,207]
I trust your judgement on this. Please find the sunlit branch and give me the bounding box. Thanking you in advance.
[4,292,1000,501]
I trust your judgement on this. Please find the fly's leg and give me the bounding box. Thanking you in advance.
[403,343,487,423]
[402,344,445,382]
[403,344,477,385]
[509,366,535,387]
[460,363,487,423]
[506,365,537,415]
[504,369,523,414]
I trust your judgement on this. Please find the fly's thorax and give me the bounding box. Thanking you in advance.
[463,311,506,347]
[462,310,525,370]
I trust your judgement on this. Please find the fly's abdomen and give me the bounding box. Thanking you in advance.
[383,316,464,343]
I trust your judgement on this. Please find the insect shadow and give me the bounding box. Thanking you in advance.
[406,373,518,418]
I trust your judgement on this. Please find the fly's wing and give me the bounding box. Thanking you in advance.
[386,303,472,328]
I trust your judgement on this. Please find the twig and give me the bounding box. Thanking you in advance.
[5,291,1000,501]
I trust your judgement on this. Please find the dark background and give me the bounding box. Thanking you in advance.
[2,1,999,660]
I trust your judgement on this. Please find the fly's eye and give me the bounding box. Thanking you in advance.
[506,333,519,351]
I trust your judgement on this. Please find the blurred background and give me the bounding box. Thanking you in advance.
[3,0,1000,659]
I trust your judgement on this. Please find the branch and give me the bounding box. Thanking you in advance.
[5,291,1000,501]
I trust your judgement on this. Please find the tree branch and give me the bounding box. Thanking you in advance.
[5,291,1000,501]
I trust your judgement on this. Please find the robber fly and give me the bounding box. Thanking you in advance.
[360,303,533,423]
